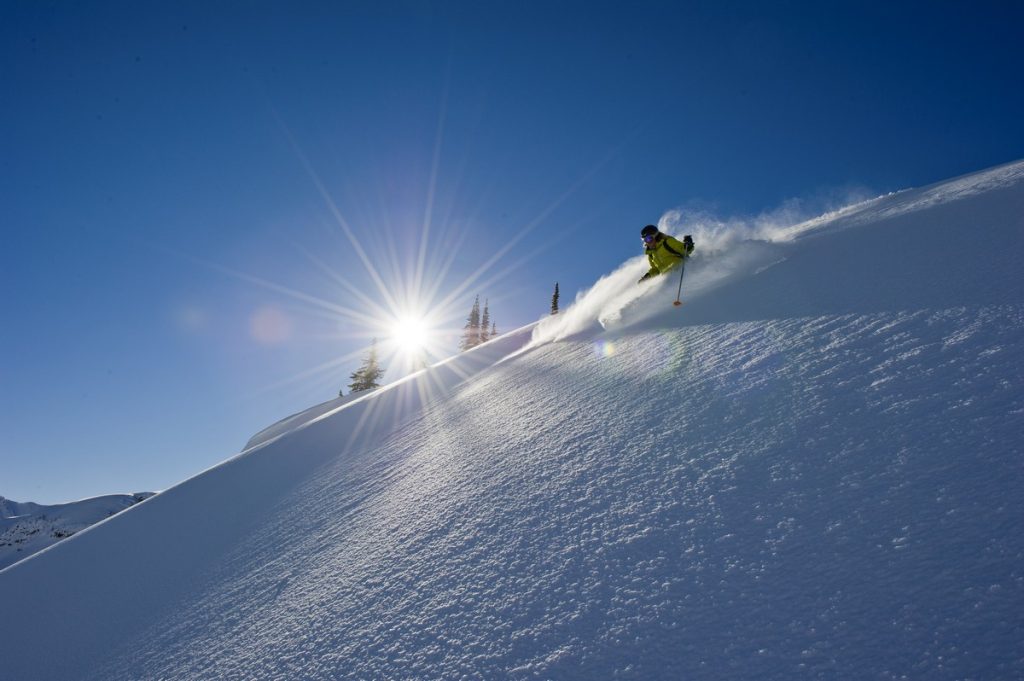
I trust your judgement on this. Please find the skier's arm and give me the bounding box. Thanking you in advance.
[638,255,659,283]
[664,234,693,257]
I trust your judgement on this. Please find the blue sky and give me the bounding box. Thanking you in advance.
[3,1,1023,503]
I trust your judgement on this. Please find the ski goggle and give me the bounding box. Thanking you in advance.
[642,233,656,244]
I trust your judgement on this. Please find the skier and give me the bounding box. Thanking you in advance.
[637,224,694,283]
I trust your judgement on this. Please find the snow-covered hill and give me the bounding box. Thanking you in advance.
[0,493,154,570]
[1,160,1022,680]
[244,391,364,450]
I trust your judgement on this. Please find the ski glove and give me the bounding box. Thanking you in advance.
[683,234,694,255]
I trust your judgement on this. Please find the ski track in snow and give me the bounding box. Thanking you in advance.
[2,159,1023,681]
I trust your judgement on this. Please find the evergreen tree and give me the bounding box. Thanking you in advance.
[550,282,560,315]
[459,296,481,351]
[348,339,385,392]
[480,299,491,343]
[491,321,497,338]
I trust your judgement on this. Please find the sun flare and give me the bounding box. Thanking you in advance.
[390,315,432,354]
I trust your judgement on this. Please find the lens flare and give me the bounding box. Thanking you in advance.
[593,340,616,358]
[250,306,293,345]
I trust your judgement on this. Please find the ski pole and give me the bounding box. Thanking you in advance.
[673,259,687,307]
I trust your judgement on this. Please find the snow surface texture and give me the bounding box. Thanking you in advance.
[0,493,153,570]
[1,160,1022,680]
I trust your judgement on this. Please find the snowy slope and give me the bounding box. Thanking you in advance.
[244,391,364,450]
[0,493,154,570]
[1,160,1022,680]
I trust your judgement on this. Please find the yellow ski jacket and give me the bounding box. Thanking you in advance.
[643,234,691,279]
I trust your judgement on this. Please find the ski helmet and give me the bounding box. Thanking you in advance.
[640,224,658,238]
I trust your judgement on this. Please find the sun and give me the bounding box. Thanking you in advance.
[389,314,431,354]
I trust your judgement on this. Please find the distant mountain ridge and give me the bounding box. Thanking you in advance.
[0,496,45,519]
[0,493,154,570]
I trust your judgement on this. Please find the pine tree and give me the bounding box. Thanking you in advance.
[348,339,385,392]
[459,296,481,351]
[480,299,491,343]
[491,321,497,338]
[550,282,560,315]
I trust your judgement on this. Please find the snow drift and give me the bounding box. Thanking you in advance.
[1,160,1022,681]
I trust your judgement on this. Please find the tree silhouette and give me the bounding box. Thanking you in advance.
[460,296,481,351]
[480,299,491,343]
[347,339,385,392]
